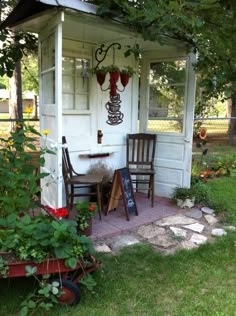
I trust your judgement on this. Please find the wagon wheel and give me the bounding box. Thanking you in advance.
[52,279,81,305]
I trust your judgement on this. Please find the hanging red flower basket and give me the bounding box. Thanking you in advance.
[96,72,107,86]
[109,71,120,83]
[120,73,130,88]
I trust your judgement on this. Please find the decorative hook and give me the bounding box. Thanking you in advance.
[95,43,121,69]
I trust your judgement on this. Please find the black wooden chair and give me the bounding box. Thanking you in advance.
[126,133,156,207]
[62,136,103,219]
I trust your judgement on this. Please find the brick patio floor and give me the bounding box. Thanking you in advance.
[87,193,183,240]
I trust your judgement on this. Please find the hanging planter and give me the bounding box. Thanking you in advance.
[120,66,136,88]
[107,65,120,84]
[96,72,107,86]
[93,66,107,86]
[120,73,130,88]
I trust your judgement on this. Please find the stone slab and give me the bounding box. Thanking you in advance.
[184,209,203,219]
[204,214,218,225]
[181,240,199,250]
[109,235,140,253]
[136,224,166,239]
[170,227,187,238]
[201,206,215,215]
[149,234,178,248]
[211,228,227,237]
[183,223,205,233]
[190,233,208,245]
[94,244,112,253]
[154,215,196,227]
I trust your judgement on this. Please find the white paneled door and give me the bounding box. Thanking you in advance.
[140,53,196,197]
[39,16,64,208]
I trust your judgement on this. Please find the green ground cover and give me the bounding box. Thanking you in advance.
[1,230,236,316]
[0,145,236,316]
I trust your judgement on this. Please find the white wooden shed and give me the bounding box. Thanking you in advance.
[3,0,196,209]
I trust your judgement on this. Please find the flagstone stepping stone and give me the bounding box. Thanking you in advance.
[149,234,178,248]
[136,224,166,239]
[94,244,112,253]
[170,227,187,238]
[190,233,207,245]
[183,223,205,233]
[184,208,203,219]
[109,235,140,252]
[204,214,218,225]
[154,215,196,227]
[181,240,198,250]
[211,228,227,236]
[201,206,215,215]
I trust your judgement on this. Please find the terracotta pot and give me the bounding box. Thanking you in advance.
[120,73,130,88]
[96,72,106,86]
[77,218,92,236]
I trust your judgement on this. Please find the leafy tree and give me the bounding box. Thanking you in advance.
[0,0,37,121]
[92,0,236,143]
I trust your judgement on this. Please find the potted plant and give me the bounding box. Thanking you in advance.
[172,187,196,208]
[76,201,97,236]
[106,64,120,80]
[92,66,107,86]
[0,210,98,314]
[120,66,136,87]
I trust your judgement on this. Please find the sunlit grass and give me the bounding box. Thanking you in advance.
[1,233,236,316]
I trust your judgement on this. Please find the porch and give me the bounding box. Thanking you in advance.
[70,193,182,240]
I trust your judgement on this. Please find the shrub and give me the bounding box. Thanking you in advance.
[0,121,53,217]
[191,182,211,205]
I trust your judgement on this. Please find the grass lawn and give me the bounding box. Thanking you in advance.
[1,144,236,316]
[1,232,236,316]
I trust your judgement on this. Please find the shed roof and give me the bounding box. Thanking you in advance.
[1,0,186,53]
[1,0,97,29]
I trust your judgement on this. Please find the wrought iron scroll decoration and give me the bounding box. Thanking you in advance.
[94,43,124,126]
[94,43,121,69]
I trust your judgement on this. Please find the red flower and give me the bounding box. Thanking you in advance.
[89,204,95,211]
[199,127,207,140]
[44,205,68,218]
[56,207,69,217]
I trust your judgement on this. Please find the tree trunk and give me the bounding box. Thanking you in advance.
[9,60,23,130]
[227,95,236,145]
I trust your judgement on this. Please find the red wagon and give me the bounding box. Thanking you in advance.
[0,253,101,305]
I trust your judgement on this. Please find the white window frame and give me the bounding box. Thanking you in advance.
[62,51,91,115]
[147,57,188,135]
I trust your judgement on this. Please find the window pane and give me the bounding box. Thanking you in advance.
[63,57,74,74]
[75,94,89,110]
[41,33,55,71]
[42,71,55,104]
[63,75,74,93]
[62,94,74,110]
[62,56,90,111]
[148,60,186,133]
[75,58,89,76]
[75,76,89,93]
